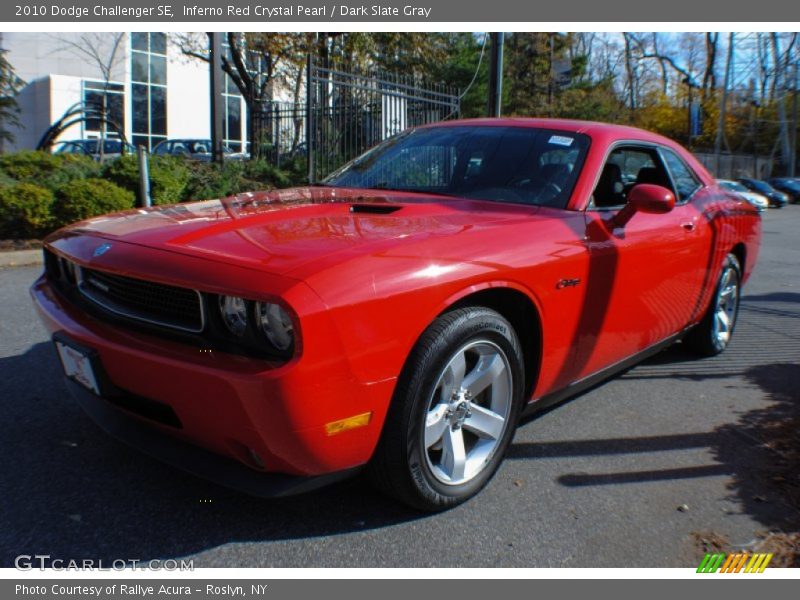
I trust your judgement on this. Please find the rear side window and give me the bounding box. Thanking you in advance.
[661,148,701,202]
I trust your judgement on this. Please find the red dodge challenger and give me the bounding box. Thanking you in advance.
[31,119,761,510]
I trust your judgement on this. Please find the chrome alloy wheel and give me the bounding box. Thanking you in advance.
[713,264,739,347]
[423,340,513,486]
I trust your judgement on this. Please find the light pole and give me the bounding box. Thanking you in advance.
[791,60,798,177]
[487,33,504,118]
[683,76,699,149]
[209,32,225,164]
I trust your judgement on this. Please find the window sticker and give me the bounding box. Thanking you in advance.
[548,135,574,147]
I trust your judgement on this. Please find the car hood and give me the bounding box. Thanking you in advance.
[766,189,789,200]
[737,191,768,204]
[52,187,542,276]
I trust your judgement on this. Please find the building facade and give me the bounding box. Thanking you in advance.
[0,32,247,152]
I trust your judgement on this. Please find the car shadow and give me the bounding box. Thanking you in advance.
[742,292,800,304]
[0,342,423,566]
[715,363,800,533]
[509,359,800,539]
[509,289,800,546]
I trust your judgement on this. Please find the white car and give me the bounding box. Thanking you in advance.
[717,179,769,212]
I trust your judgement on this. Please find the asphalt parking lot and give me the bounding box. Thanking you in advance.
[1,206,798,568]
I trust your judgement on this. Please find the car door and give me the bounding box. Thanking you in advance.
[575,144,705,378]
[658,146,711,321]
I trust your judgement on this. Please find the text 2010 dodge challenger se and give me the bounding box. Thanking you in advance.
[31,119,761,510]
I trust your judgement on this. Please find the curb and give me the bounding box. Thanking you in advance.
[0,249,43,268]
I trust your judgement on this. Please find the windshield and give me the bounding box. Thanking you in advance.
[323,126,591,208]
[720,181,747,192]
[185,141,211,154]
[745,180,773,193]
[57,140,126,154]
[773,179,800,190]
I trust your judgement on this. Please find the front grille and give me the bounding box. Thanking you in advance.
[78,267,204,333]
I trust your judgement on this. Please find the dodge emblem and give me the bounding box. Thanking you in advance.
[93,243,112,257]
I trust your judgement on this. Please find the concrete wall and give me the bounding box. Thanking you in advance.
[10,77,50,150]
[166,42,210,140]
[4,32,128,85]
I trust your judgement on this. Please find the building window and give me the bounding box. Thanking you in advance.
[82,80,125,138]
[224,89,243,151]
[221,42,244,152]
[130,32,167,150]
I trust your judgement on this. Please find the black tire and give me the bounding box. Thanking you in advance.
[368,307,525,511]
[684,253,741,357]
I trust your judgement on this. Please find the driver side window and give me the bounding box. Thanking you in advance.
[592,146,673,209]
[661,148,701,202]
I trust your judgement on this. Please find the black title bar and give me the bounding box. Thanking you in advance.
[3,0,800,22]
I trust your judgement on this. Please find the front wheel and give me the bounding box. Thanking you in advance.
[369,307,525,511]
[684,253,741,356]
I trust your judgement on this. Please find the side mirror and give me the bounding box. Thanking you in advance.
[613,184,676,228]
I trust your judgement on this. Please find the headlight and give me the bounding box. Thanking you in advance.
[219,295,248,337]
[255,302,294,352]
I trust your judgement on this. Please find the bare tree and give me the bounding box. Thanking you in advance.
[770,33,793,172]
[173,32,312,160]
[702,33,719,100]
[649,33,670,94]
[622,33,638,115]
[51,32,126,159]
[629,33,694,83]
[754,33,776,106]
[714,33,735,171]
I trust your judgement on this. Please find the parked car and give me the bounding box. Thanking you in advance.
[152,139,247,161]
[767,178,800,203]
[737,178,789,208]
[717,179,769,212]
[32,119,761,511]
[54,139,135,162]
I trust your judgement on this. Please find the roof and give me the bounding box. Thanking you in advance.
[425,117,679,147]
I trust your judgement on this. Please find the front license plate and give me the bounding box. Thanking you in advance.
[55,339,101,395]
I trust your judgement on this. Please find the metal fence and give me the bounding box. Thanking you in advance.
[693,151,775,180]
[305,59,460,182]
[251,101,307,167]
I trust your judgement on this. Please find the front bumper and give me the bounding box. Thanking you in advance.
[62,377,361,497]
[769,195,789,207]
[31,274,396,488]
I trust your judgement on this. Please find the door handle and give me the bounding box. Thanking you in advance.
[681,222,696,232]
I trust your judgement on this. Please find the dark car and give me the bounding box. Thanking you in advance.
[54,139,135,162]
[768,178,800,203]
[737,178,789,208]
[152,139,247,161]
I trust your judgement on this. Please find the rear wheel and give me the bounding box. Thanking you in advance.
[369,307,524,511]
[684,253,741,356]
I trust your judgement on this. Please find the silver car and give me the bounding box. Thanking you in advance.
[717,179,769,212]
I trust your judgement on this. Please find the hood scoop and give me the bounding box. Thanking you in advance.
[349,203,402,215]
